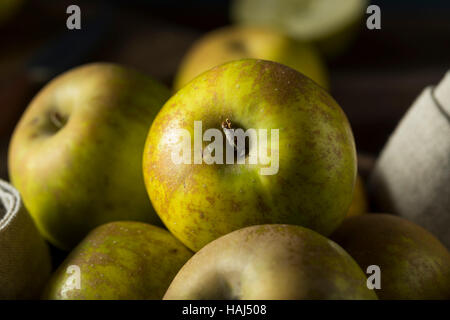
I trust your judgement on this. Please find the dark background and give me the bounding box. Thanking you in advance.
[1,0,449,180]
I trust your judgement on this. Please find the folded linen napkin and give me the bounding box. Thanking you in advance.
[369,71,450,249]
[0,179,51,299]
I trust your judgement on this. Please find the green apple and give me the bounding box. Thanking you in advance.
[174,25,329,91]
[8,63,170,250]
[143,59,356,251]
[164,224,377,299]
[231,0,368,58]
[332,214,450,299]
[43,221,193,300]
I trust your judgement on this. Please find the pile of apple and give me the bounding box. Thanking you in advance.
[8,58,450,300]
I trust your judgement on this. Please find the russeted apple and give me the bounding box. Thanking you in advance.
[164,224,377,300]
[143,59,356,251]
[8,63,170,250]
[173,25,329,91]
[43,221,193,300]
[332,214,450,299]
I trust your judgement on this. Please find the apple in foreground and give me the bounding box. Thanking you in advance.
[164,224,377,299]
[8,63,170,250]
[43,221,193,300]
[173,25,328,91]
[144,59,356,251]
[332,214,450,299]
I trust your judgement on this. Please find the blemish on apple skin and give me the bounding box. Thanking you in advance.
[206,196,215,205]
[229,200,242,213]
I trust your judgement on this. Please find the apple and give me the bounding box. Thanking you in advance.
[346,174,368,218]
[143,59,356,251]
[332,214,450,299]
[174,25,328,91]
[231,0,368,58]
[8,63,170,250]
[43,221,193,300]
[164,224,377,299]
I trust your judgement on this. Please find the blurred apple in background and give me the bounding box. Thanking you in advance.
[231,0,368,58]
[174,25,328,91]
[8,63,170,250]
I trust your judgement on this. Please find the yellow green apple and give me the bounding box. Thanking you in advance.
[174,25,328,91]
[143,59,356,251]
[43,221,193,300]
[332,214,450,299]
[164,224,377,299]
[8,63,170,250]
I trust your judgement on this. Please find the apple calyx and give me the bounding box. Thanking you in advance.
[49,111,67,130]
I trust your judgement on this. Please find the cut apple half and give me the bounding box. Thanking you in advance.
[231,0,368,57]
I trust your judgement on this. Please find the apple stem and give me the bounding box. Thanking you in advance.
[50,111,66,129]
[221,119,246,159]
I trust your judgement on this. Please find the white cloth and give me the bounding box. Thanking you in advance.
[369,71,450,249]
[0,179,52,299]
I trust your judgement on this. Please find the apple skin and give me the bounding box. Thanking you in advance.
[174,25,329,91]
[164,224,377,300]
[43,221,193,300]
[8,63,170,250]
[332,214,450,299]
[143,59,356,251]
